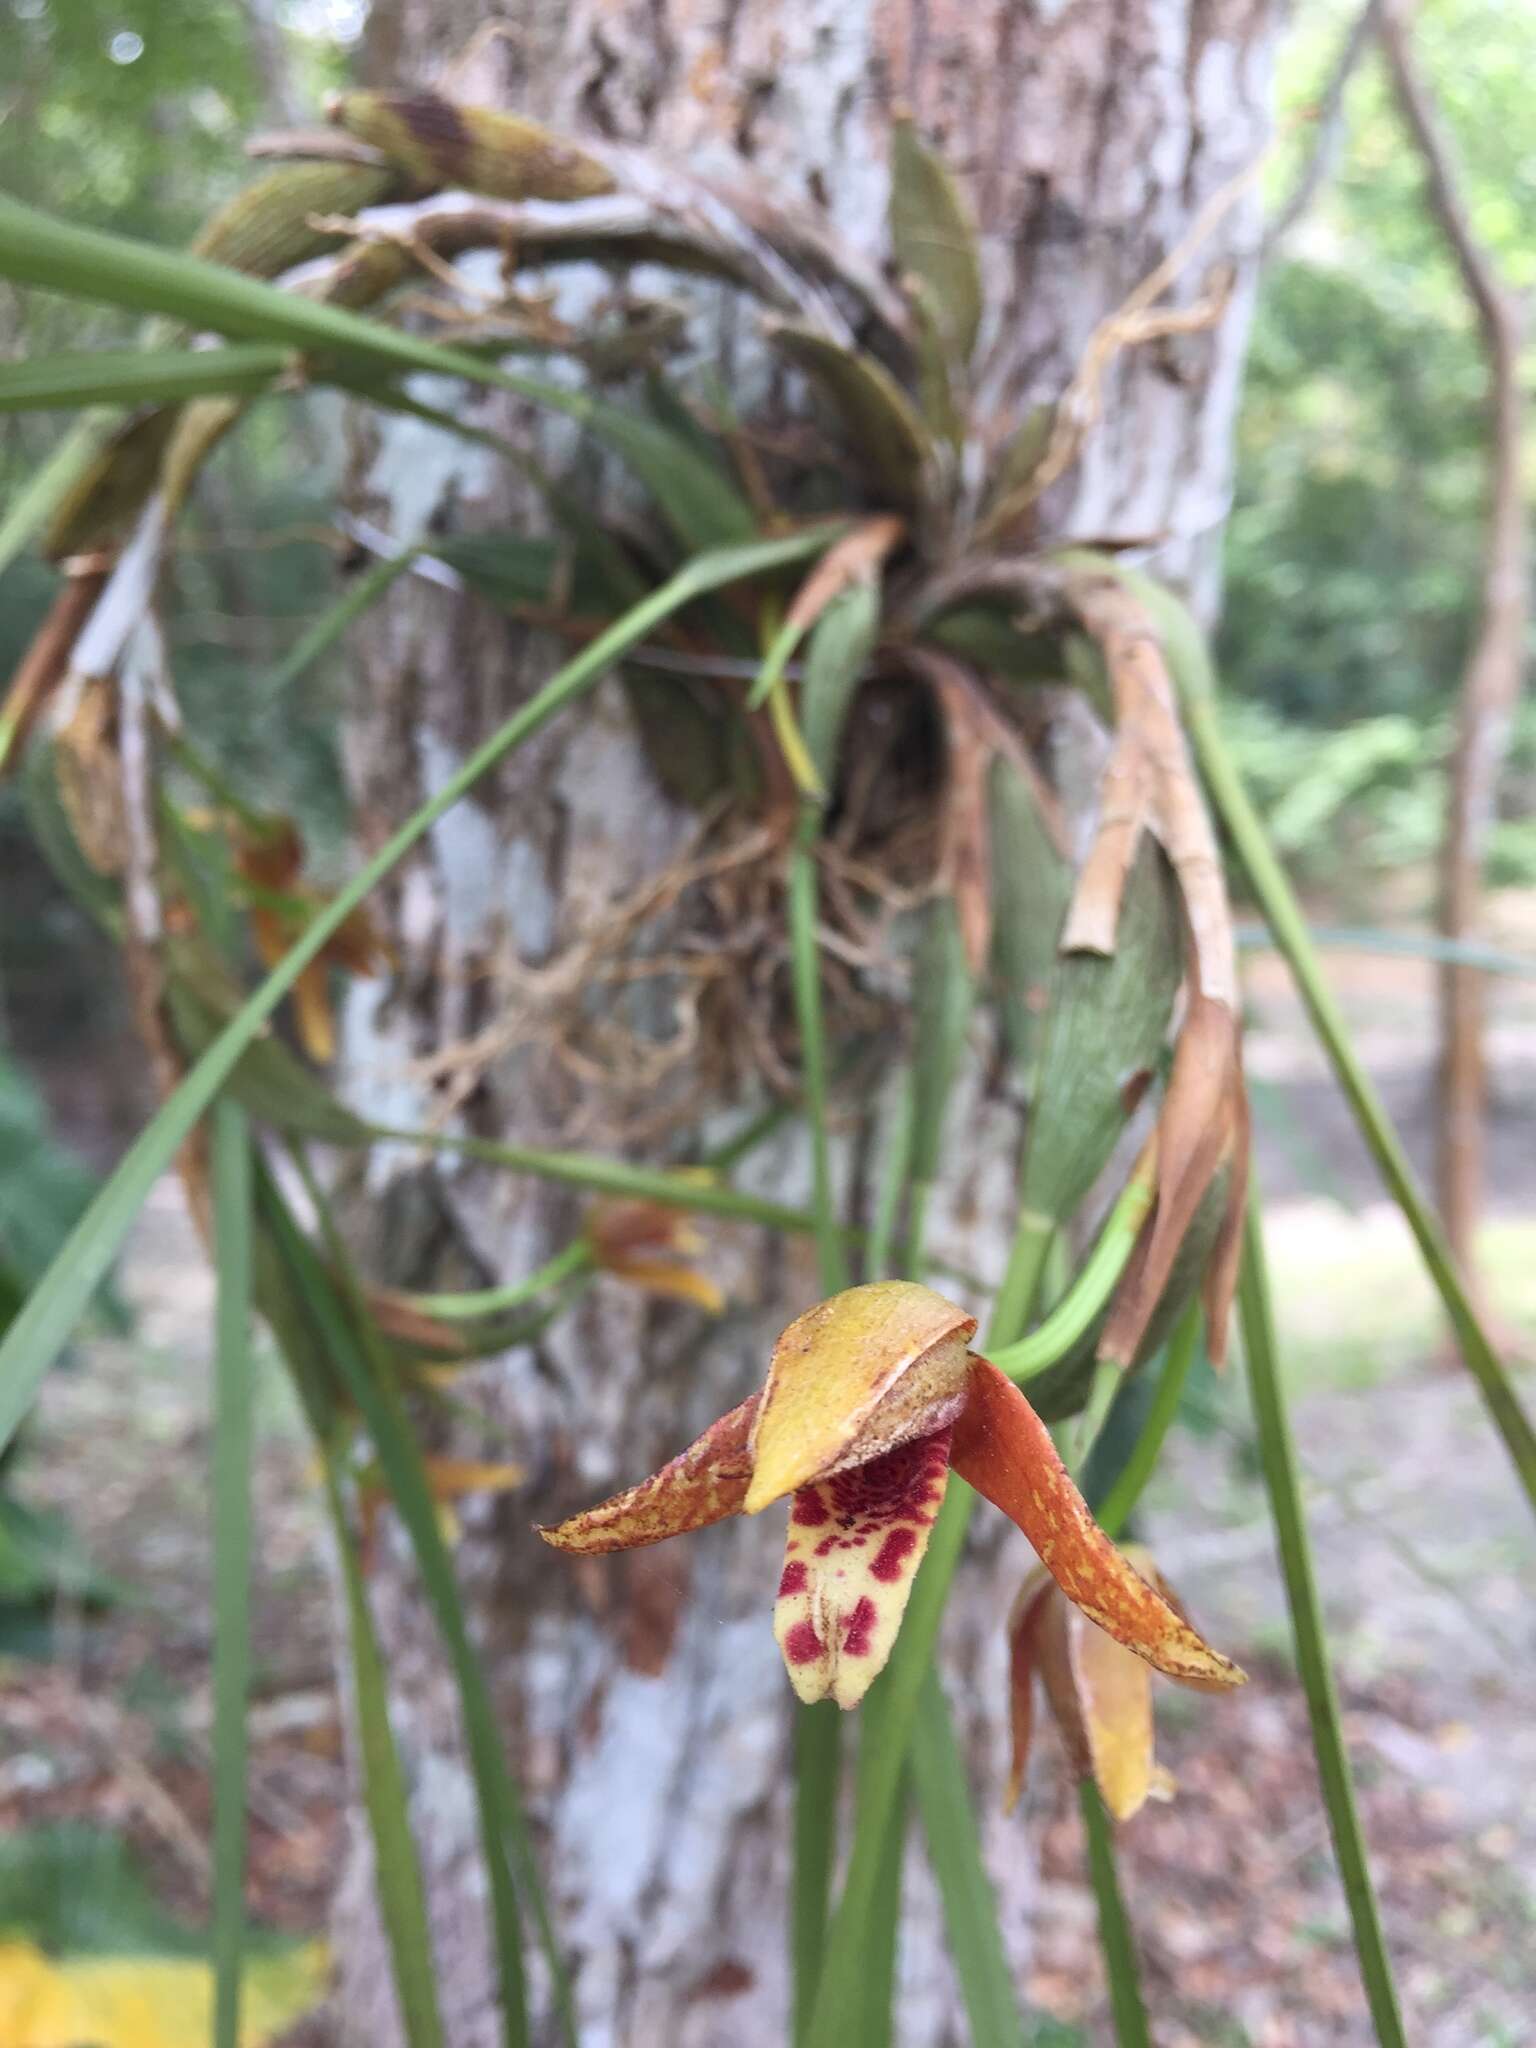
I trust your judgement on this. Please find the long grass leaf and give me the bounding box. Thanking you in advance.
[0,196,752,551]
[1199,693,1536,1517]
[319,1457,448,2048]
[210,1099,255,2048]
[911,1670,1027,2048]
[0,524,835,1461]
[1079,1781,1151,2048]
[1238,1200,1408,2047]
[788,823,847,1299]
[258,546,419,699]
[271,1160,578,2048]
[1091,1302,1202,1541]
[859,1793,904,2048]
[791,1706,841,2048]
[786,799,848,2037]
[0,345,290,411]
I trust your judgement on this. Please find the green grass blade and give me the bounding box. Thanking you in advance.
[788,820,848,1299]
[1194,686,1536,1520]
[1091,1303,1202,1541]
[0,524,835,1462]
[865,1086,913,1283]
[210,1099,255,2048]
[858,1793,904,2048]
[318,1455,448,2048]
[367,1123,826,1235]
[0,196,754,553]
[791,1705,842,2048]
[786,803,848,2038]
[0,345,290,411]
[268,1161,577,2048]
[911,1669,1027,2048]
[1079,1781,1151,2048]
[1238,1201,1408,2047]
[403,1241,593,1320]
[258,546,419,699]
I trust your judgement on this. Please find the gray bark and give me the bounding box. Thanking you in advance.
[331,4,1278,2043]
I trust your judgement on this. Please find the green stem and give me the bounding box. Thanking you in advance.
[989,1211,1055,1352]
[367,1121,823,1236]
[789,816,848,1298]
[911,1669,1028,2048]
[402,1241,594,1320]
[866,1088,914,1283]
[1079,1780,1152,2048]
[987,1172,1154,1385]
[1072,1359,1123,1474]
[791,1707,842,2048]
[210,1100,254,2048]
[1093,1304,1202,1542]
[1185,688,1536,1521]
[1239,1201,1408,2048]
[785,803,847,2040]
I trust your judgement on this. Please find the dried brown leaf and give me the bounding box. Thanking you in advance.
[1062,572,1236,1010]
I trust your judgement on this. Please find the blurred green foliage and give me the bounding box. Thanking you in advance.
[1221,0,1536,886]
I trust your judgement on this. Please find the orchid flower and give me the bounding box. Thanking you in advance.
[1008,1547,1227,1819]
[540,1281,1245,1709]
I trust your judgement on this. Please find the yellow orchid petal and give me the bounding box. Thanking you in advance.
[774,1425,953,1708]
[1067,1602,1159,1820]
[538,1393,759,1554]
[744,1281,975,1515]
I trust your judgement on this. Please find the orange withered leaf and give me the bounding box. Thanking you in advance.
[781,515,903,638]
[236,818,391,1064]
[0,557,109,777]
[539,1393,760,1555]
[588,1198,725,1314]
[951,1356,1244,1689]
[1099,990,1247,1368]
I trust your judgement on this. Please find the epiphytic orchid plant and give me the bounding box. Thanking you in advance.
[541,1281,1244,1708]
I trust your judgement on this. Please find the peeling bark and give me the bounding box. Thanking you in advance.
[331,3,1278,2041]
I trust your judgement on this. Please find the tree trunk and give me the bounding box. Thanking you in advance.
[331,5,1278,2042]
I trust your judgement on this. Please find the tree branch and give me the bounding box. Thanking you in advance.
[1264,0,1382,256]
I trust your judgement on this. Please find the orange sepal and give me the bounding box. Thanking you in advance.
[537,1393,759,1555]
[951,1357,1244,1690]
